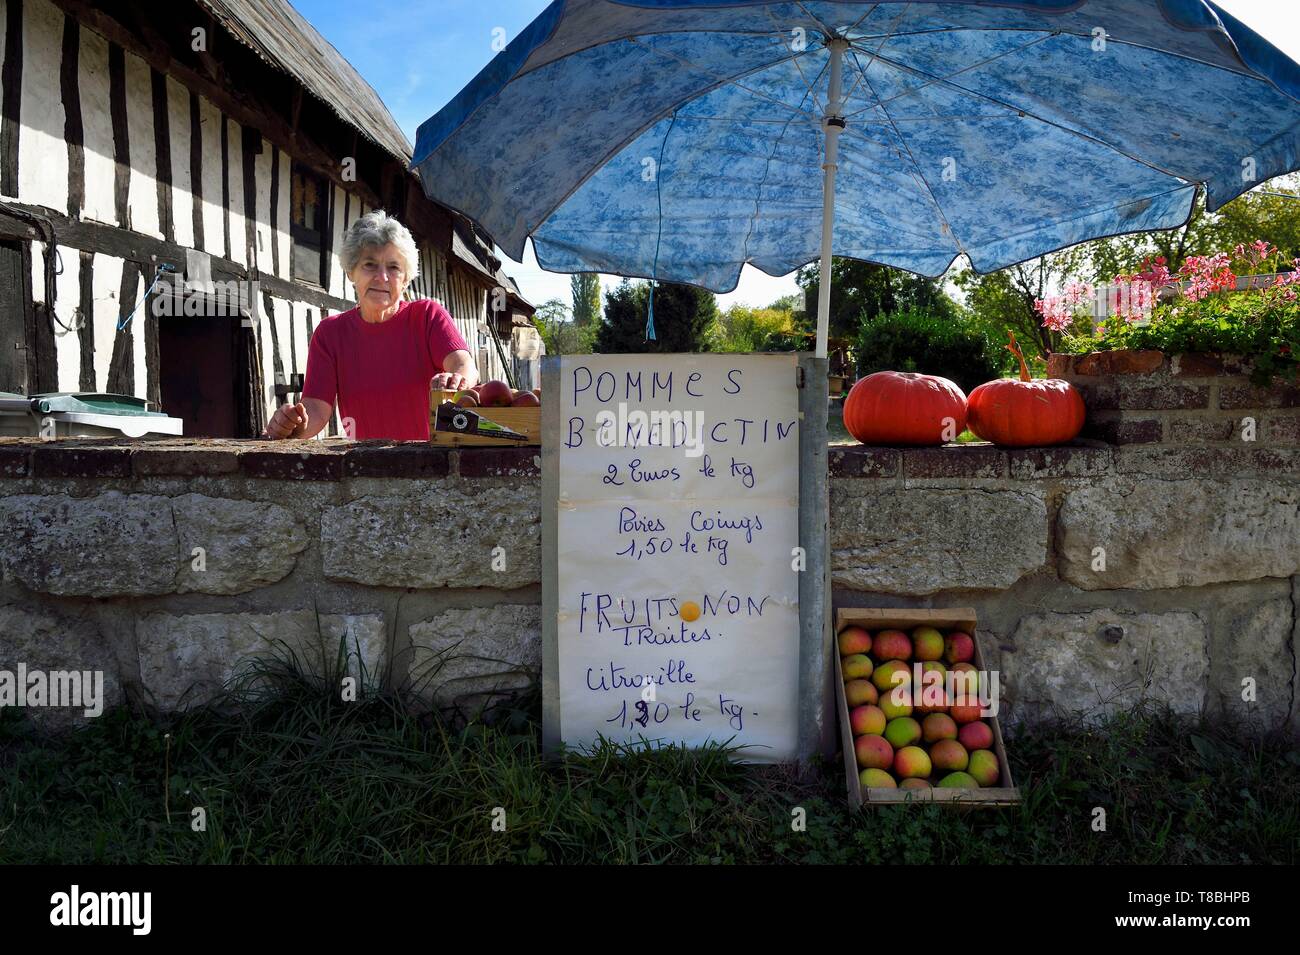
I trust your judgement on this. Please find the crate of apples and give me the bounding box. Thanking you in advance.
[835,608,1019,808]
[431,380,542,445]
[449,380,541,408]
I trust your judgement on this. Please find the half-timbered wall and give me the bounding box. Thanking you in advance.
[0,0,491,436]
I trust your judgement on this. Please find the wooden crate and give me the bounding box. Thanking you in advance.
[835,607,1020,809]
[429,390,541,447]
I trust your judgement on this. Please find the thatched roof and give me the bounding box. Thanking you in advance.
[196,0,411,164]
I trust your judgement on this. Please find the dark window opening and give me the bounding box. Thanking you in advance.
[158,314,252,437]
[291,164,328,287]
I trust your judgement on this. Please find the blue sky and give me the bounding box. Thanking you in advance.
[291,0,1296,312]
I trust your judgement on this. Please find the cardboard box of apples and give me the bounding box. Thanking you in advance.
[835,608,1020,808]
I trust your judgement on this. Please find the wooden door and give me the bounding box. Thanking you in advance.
[0,240,31,394]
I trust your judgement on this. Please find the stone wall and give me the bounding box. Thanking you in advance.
[0,439,544,726]
[1047,351,1300,446]
[1,435,1296,739]
[829,441,1299,736]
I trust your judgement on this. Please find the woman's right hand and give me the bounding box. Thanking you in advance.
[263,402,309,439]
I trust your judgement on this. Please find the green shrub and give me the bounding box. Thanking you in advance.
[713,305,797,353]
[855,308,1011,395]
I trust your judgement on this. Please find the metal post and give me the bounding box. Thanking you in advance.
[815,37,849,361]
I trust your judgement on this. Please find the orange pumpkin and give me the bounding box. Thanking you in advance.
[843,371,968,446]
[966,332,1085,447]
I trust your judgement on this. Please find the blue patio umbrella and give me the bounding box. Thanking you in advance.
[412,1,1300,357]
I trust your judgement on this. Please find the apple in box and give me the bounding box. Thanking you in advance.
[477,380,514,408]
[511,390,540,407]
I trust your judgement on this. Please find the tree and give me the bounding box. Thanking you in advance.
[570,273,601,326]
[767,293,805,317]
[594,280,719,354]
[714,304,796,353]
[796,259,959,342]
[532,299,593,356]
[534,299,568,326]
[953,253,1086,361]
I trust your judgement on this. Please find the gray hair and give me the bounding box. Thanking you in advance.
[341,210,420,281]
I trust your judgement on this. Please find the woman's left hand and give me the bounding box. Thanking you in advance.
[432,371,471,391]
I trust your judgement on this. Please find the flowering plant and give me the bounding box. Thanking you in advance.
[1046,242,1300,386]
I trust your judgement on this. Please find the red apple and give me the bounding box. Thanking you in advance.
[893,745,932,780]
[859,768,897,789]
[842,654,874,680]
[454,390,479,408]
[949,701,984,724]
[911,626,945,662]
[921,712,958,743]
[837,626,872,656]
[478,380,513,407]
[944,631,975,664]
[511,391,540,408]
[844,679,878,707]
[871,659,911,693]
[873,629,912,662]
[968,749,1000,787]
[958,721,994,751]
[855,734,893,770]
[850,704,887,737]
[929,739,969,772]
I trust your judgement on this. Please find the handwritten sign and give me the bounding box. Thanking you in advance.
[552,354,801,762]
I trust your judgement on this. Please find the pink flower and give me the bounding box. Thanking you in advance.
[1111,279,1154,323]
[1062,280,1095,307]
[1035,296,1075,332]
[1178,253,1236,299]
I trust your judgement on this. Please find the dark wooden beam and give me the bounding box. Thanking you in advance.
[0,199,356,314]
[151,68,175,243]
[60,16,85,219]
[107,259,140,394]
[189,91,204,249]
[0,0,22,198]
[77,249,94,391]
[220,113,231,258]
[108,42,132,229]
[322,181,335,293]
[241,125,260,267]
[269,143,280,277]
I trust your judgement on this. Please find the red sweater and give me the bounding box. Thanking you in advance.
[302,298,469,441]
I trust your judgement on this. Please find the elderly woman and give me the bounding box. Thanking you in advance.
[262,210,478,440]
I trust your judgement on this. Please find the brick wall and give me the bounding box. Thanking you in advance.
[1047,351,1300,446]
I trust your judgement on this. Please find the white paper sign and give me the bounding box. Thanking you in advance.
[556,354,801,762]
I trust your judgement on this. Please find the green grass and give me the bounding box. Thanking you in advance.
[2,671,1296,864]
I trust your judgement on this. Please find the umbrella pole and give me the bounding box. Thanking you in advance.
[814,38,848,361]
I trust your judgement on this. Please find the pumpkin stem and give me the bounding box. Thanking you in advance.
[1006,329,1031,382]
